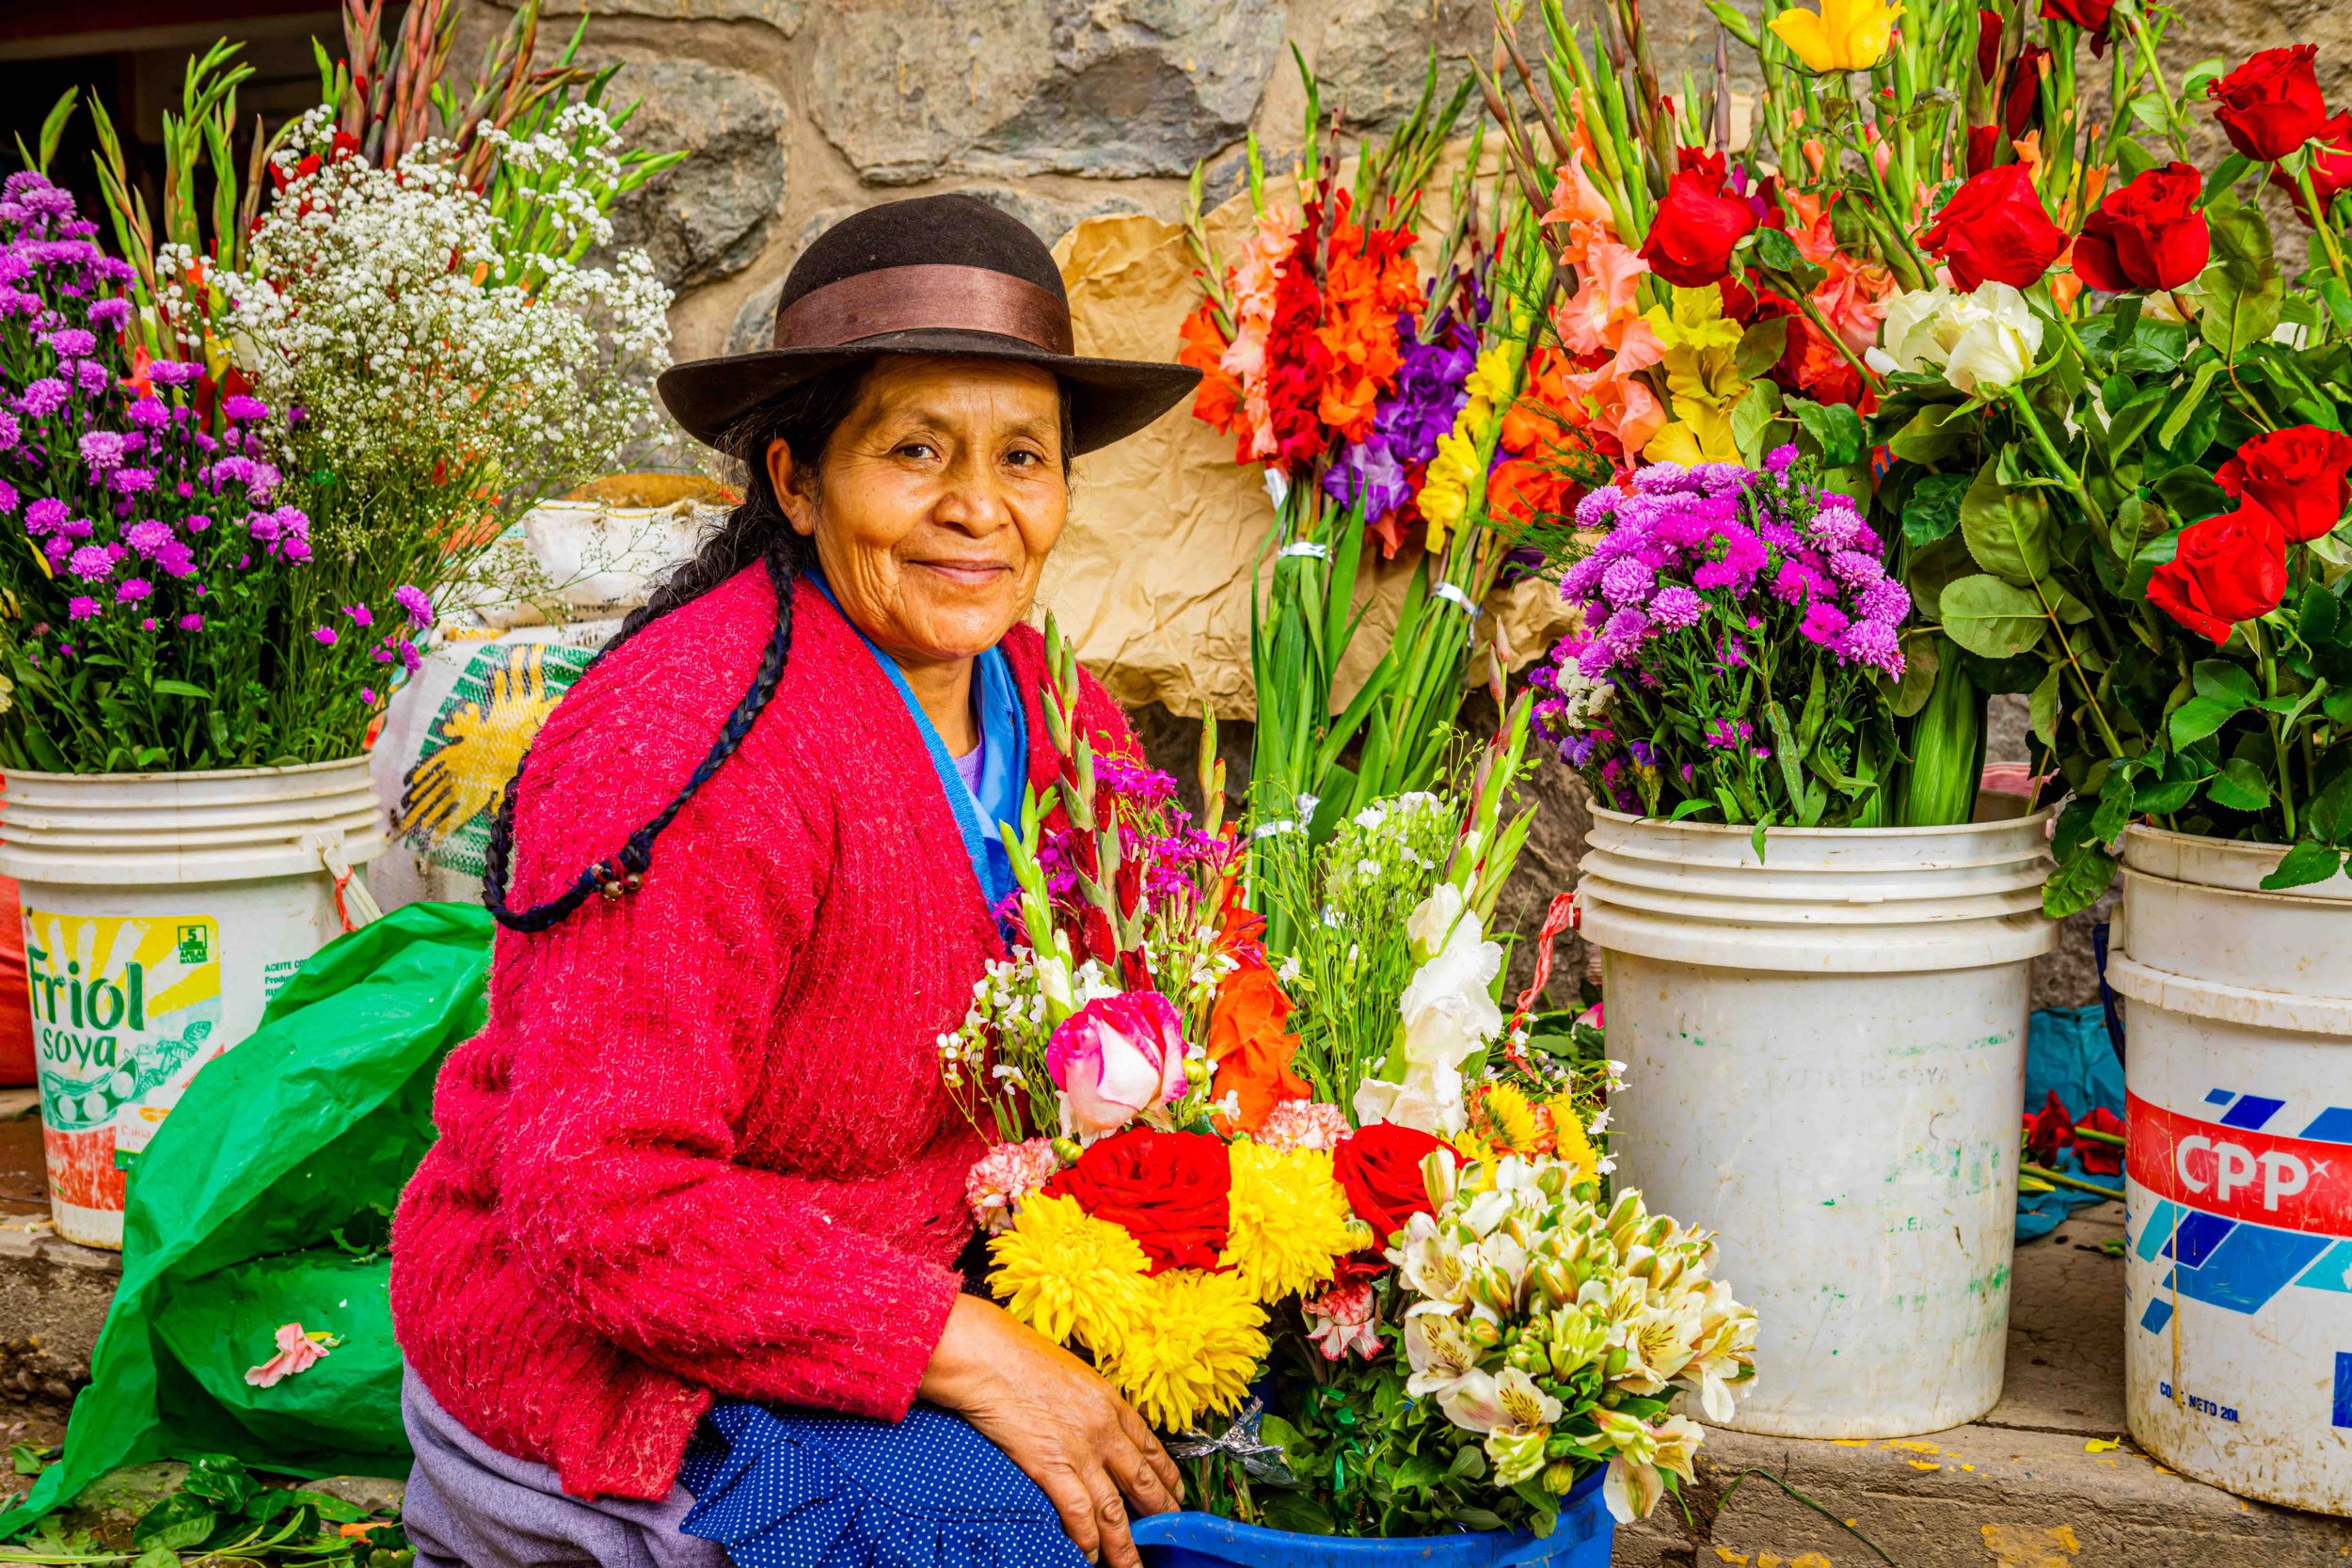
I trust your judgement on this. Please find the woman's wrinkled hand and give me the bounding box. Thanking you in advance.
[920,1293,1184,1568]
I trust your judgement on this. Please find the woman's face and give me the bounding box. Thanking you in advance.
[771,356,1068,669]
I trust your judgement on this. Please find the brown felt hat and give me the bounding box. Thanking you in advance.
[657,194,1200,455]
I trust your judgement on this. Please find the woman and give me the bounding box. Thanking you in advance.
[389,195,1202,1568]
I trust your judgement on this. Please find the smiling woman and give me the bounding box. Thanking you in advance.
[386,195,1202,1568]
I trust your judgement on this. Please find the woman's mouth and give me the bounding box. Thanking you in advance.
[912,560,1013,588]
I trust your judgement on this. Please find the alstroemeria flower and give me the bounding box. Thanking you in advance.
[246,1322,334,1388]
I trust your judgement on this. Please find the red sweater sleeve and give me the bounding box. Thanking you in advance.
[492,760,960,1422]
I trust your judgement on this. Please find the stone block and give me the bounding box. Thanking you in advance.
[808,0,1284,183]
[525,0,803,28]
[603,55,789,289]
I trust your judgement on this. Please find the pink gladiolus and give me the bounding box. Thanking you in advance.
[245,1321,332,1388]
[1045,991,1188,1133]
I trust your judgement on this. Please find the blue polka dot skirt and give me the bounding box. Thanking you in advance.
[677,1401,1090,1568]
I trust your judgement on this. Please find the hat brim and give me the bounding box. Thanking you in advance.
[656,328,1202,456]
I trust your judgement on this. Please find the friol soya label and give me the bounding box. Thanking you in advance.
[24,908,225,1159]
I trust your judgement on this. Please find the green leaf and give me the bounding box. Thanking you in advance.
[2091,768,2137,846]
[2028,664,2062,747]
[2205,756,2272,811]
[132,1493,216,1552]
[2326,687,2352,725]
[183,1452,256,1513]
[1729,378,1785,465]
[2110,130,2158,182]
[132,1548,180,1568]
[1960,458,2052,587]
[8,1442,44,1476]
[151,679,211,700]
[1890,404,1970,464]
[1735,316,1789,379]
[2259,840,2349,891]
[2299,584,2342,647]
[1940,575,2047,657]
[1751,224,1825,290]
[2156,359,2224,451]
[2202,151,2253,204]
[2044,838,2121,917]
[2169,695,2244,747]
[2193,659,2260,703]
[2106,388,2169,459]
[2200,192,2284,364]
[1891,630,1941,718]
[1901,471,1971,546]
[1791,398,1866,467]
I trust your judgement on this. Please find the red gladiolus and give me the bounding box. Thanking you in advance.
[2004,44,2050,137]
[2145,501,2290,644]
[1640,150,1758,288]
[1966,124,2003,177]
[2271,110,2352,221]
[2208,45,2328,163]
[2217,425,2352,543]
[1976,8,2003,81]
[2072,163,2211,292]
[1918,165,2069,291]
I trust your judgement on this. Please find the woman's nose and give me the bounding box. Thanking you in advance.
[932,454,1014,535]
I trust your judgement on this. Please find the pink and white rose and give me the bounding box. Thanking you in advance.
[1045,990,1188,1133]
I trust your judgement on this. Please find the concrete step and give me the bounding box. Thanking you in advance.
[1617,1203,2352,1567]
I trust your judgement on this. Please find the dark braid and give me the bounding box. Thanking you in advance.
[482,365,867,932]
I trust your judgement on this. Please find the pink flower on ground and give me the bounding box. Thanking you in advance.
[1256,1100,1352,1153]
[964,1137,1064,1233]
[245,1322,332,1388]
[1303,1282,1384,1361]
[1045,991,1188,1134]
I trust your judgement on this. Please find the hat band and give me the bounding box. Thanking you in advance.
[771,264,1074,358]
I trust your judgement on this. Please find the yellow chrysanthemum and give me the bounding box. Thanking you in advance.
[1101,1268,1268,1432]
[1551,1106,1602,1192]
[1218,1143,1359,1303]
[1484,1083,1542,1152]
[987,1195,1151,1355]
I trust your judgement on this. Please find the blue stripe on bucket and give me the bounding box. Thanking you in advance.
[2297,1242,2352,1294]
[2300,1107,2352,1145]
[2335,1354,2352,1430]
[2140,1298,2174,1335]
[2136,1200,2180,1263]
[2168,1212,2236,1269]
[2219,1095,2285,1131]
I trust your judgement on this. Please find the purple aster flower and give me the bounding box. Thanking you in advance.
[1772,559,1831,605]
[0,410,17,450]
[344,603,374,627]
[1839,618,1905,676]
[1855,578,1912,625]
[1599,557,1655,609]
[67,595,98,620]
[1627,738,1660,768]
[222,394,268,423]
[178,613,203,631]
[1805,503,1867,552]
[1829,549,1885,588]
[17,377,67,417]
[186,513,211,531]
[1648,585,1704,629]
[155,540,195,578]
[125,518,173,555]
[61,514,92,539]
[361,687,378,705]
[149,360,202,388]
[70,358,107,395]
[109,467,154,497]
[1765,443,1800,475]
[1799,601,1851,645]
[115,577,151,604]
[67,544,113,580]
[87,297,130,330]
[1601,606,1651,651]
[0,480,14,516]
[394,585,432,626]
[41,327,94,356]
[246,507,280,545]
[126,396,168,431]
[76,429,125,470]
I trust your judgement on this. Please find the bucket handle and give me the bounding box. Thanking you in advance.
[317,839,382,932]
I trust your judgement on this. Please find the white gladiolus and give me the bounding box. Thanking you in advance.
[1868,281,2042,395]
[1353,881,1504,1134]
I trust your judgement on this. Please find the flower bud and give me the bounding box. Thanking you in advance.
[1465,1316,1502,1349]
[1422,1148,1460,1209]
[1542,1459,1581,1495]
[1184,1057,1213,1087]
[1050,1136,1084,1164]
[1536,1163,1567,1197]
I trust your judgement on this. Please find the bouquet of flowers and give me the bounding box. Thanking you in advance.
[940,624,1756,1532]
[0,172,433,771]
[1178,61,1607,954]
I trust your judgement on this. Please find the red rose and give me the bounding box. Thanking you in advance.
[1044,1127,1230,1274]
[2145,501,2289,644]
[2003,44,2050,137]
[2271,110,2352,220]
[1976,8,2002,82]
[1640,151,1757,288]
[1918,165,2068,291]
[2207,46,2328,163]
[2072,163,2210,293]
[1333,1122,1456,1247]
[2040,0,2112,37]
[2217,425,2352,543]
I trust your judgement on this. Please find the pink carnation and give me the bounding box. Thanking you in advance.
[1302,1281,1384,1360]
[964,1138,1065,1233]
[1255,1100,1352,1153]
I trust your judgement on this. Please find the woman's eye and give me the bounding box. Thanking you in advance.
[896,440,937,460]
[1005,449,1041,467]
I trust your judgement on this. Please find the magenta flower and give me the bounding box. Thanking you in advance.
[67,545,113,580]
[360,687,378,705]
[221,394,268,423]
[67,596,98,620]
[344,603,373,627]
[115,578,151,604]
[1044,990,1188,1133]
[312,626,338,646]
[177,613,203,631]
[393,585,432,626]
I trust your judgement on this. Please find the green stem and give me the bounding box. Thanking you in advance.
[2294,161,2351,289]
[2251,620,2298,839]
[2007,385,2109,534]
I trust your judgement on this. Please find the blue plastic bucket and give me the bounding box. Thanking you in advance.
[1129,1469,1614,1568]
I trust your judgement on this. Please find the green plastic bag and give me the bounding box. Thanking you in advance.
[0,902,493,1534]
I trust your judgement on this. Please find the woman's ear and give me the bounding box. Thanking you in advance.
[767,438,819,538]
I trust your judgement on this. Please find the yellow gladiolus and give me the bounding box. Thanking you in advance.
[1767,0,1903,73]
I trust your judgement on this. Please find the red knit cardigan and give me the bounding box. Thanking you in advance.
[389,564,1135,1500]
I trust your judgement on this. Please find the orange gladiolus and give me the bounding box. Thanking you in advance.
[1206,908,1311,1135]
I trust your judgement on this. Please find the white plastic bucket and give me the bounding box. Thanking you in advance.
[1580,806,2057,1437]
[0,760,384,1248]
[2107,825,2352,1514]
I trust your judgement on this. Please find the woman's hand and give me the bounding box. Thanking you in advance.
[919,1293,1183,1568]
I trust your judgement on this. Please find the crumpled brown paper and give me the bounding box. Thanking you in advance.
[1044,195,1575,722]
